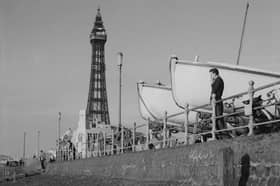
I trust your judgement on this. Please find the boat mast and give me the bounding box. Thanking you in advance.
[236,2,250,66]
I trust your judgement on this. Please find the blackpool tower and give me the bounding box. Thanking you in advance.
[86,8,110,129]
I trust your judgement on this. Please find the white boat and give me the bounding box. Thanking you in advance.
[137,81,198,129]
[170,56,280,111]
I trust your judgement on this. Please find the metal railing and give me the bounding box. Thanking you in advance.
[167,80,280,143]
[0,166,24,182]
[55,80,280,160]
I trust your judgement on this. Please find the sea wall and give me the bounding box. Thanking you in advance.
[46,132,280,186]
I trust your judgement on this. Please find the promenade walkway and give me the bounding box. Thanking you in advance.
[1,174,181,186]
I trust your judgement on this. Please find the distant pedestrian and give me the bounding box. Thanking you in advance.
[113,145,117,154]
[19,158,24,166]
[148,143,154,150]
[73,146,76,160]
[39,150,46,172]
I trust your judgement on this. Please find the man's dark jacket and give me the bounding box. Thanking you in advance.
[211,76,224,100]
[211,76,225,130]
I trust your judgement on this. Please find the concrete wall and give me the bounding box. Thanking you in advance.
[46,132,280,186]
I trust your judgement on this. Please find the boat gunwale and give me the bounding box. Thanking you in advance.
[175,60,280,78]
[141,83,171,90]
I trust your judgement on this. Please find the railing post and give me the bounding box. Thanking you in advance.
[166,129,170,147]
[89,135,91,158]
[66,146,69,160]
[163,111,167,148]
[146,118,150,150]
[97,133,100,157]
[133,122,136,152]
[194,112,199,134]
[248,80,255,136]
[121,125,124,153]
[13,167,16,183]
[59,149,61,161]
[211,94,217,140]
[275,90,280,117]
[103,131,106,156]
[86,141,88,159]
[85,134,88,158]
[111,129,114,155]
[184,104,189,145]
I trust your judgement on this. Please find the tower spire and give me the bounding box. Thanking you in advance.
[90,7,106,41]
[86,8,110,129]
[96,6,101,21]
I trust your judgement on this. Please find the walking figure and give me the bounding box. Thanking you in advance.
[39,150,46,172]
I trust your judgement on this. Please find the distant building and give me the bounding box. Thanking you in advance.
[0,154,13,165]
[71,110,87,158]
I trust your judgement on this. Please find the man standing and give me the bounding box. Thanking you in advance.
[39,150,46,172]
[209,68,227,139]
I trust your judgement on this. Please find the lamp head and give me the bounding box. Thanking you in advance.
[117,52,123,66]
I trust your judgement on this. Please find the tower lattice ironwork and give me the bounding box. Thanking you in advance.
[86,8,110,129]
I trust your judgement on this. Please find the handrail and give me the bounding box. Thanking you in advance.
[216,80,280,104]
[167,111,184,119]
[55,80,280,161]
[254,80,280,92]
[167,80,280,120]
[188,103,212,112]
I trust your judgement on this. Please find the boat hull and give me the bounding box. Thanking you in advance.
[170,57,280,110]
[137,82,197,126]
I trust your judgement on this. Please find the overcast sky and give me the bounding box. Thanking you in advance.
[0,0,279,158]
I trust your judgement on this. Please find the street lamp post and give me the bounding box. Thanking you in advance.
[117,52,124,153]
[58,112,62,145]
[23,132,26,160]
[37,130,40,157]
[58,112,61,160]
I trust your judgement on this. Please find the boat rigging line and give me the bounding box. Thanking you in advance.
[236,1,250,66]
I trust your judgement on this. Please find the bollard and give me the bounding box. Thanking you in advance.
[211,94,217,140]
[184,104,189,145]
[248,81,255,136]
